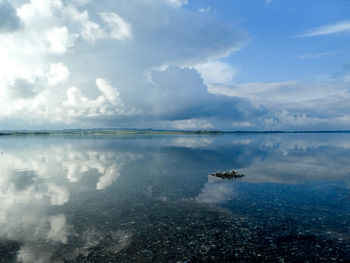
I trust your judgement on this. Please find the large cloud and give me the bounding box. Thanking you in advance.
[0,0,249,129]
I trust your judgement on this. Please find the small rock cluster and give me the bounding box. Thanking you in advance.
[210,170,245,179]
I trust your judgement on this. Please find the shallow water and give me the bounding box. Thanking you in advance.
[0,133,350,262]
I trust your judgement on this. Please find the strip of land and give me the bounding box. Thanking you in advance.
[0,129,350,136]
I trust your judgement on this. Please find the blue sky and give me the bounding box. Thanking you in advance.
[188,0,350,83]
[0,0,349,130]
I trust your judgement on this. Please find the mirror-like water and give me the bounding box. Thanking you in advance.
[0,133,349,262]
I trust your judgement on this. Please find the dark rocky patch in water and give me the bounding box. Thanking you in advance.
[210,170,245,179]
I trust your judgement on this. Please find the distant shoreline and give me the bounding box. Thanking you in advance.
[1,129,350,136]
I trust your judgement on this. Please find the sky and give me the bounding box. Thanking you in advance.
[0,0,349,131]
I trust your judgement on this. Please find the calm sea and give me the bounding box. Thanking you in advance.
[0,133,349,262]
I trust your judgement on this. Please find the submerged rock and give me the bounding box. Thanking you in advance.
[210,170,245,179]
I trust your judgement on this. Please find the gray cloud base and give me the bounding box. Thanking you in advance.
[0,1,21,33]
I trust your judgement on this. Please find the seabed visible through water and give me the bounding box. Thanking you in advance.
[0,133,350,262]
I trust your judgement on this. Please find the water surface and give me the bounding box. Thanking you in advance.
[0,133,350,262]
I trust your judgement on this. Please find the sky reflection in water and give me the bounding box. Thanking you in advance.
[0,133,349,262]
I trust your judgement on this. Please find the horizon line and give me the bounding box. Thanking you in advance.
[1,128,350,135]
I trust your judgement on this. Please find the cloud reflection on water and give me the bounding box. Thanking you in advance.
[0,142,139,262]
[0,133,349,261]
[196,176,237,204]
